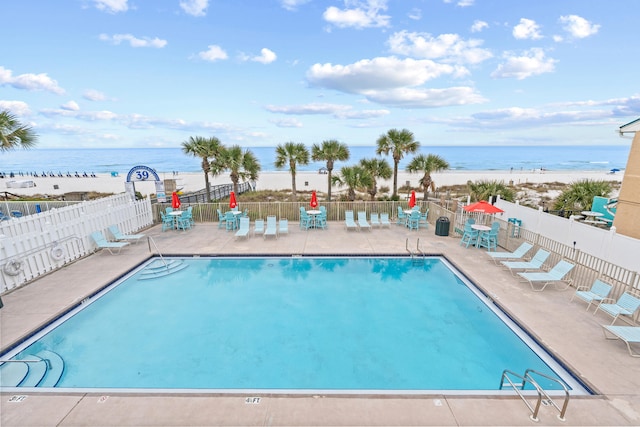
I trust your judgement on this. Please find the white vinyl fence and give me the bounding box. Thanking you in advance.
[0,194,153,293]
[492,199,638,273]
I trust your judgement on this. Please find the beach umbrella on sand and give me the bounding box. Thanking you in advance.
[408,190,416,208]
[463,200,504,214]
[229,191,237,209]
[310,190,318,208]
[171,191,181,210]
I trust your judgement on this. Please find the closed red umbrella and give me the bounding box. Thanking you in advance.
[310,190,318,208]
[463,200,504,214]
[229,191,237,209]
[408,190,416,208]
[171,191,181,210]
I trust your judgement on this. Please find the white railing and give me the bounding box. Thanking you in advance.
[0,194,153,293]
[492,199,638,273]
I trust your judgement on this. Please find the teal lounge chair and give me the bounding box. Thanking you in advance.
[602,325,640,357]
[570,278,613,311]
[370,213,380,228]
[235,217,250,239]
[264,215,277,239]
[279,219,288,235]
[517,260,575,291]
[380,213,391,228]
[345,210,358,231]
[595,292,640,325]
[487,242,533,264]
[108,225,145,244]
[501,249,550,274]
[90,231,129,255]
[253,219,264,236]
[357,211,371,231]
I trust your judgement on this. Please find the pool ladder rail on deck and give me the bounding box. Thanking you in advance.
[406,238,425,265]
[139,236,188,280]
[500,368,570,422]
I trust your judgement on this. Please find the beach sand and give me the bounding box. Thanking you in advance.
[2,169,623,198]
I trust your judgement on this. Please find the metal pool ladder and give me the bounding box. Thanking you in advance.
[500,368,570,422]
[406,238,425,265]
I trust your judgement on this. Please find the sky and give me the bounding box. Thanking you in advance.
[1,0,639,149]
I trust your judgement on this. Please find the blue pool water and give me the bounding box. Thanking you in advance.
[1,256,587,393]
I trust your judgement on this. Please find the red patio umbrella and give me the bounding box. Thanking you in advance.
[171,191,181,210]
[229,191,237,209]
[408,190,416,208]
[310,190,318,208]
[463,200,504,214]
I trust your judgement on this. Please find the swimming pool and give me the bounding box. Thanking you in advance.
[0,256,589,394]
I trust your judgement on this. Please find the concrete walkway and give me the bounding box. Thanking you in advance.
[2,221,640,426]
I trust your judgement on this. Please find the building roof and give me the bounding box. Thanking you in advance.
[619,117,640,134]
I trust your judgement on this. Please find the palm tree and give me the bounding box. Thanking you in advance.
[311,139,350,201]
[181,136,224,202]
[274,142,309,201]
[331,165,373,201]
[214,145,261,195]
[376,128,420,198]
[0,110,38,152]
[553,179,612,213]
[359,158,392,200]
[406,154,450,200]
[467,180,516,202]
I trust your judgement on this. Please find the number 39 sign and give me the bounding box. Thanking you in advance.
[126,165,160,182]
[125,165,165,201]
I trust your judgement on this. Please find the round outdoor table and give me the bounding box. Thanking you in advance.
[471,224,491,247]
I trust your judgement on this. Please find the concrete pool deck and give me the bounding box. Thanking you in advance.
[2,221,640,426]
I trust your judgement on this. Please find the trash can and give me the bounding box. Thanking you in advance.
[435,216,450,236]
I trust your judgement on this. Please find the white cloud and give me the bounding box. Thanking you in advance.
[0,66,65,95]
[513,18,543,40]
[280,0,310,11]
[94,0,128,13]
[61,101,80,111]
[265,102,390,119]
[249,48,277,64]
[83,89,107,101]
[387,31,492,65]
[335,109,390,119]
[365,87,485,108]
[491,48,557,80]
[0,100,31,116]
[99,34,167,48]
[443,0,474,6]
[323,0,391,29]
[408,8,421,20]
[198,45,228,62]
[180,0,209,17]
[306,57,485,108]
[266,103,352,115]
[559,15,600,39]
[471,20,488,33]
[270,118,303,128]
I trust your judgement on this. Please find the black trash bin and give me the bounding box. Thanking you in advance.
[435,216,450,236]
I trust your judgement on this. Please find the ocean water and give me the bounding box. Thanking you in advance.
[0,145,630,175]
